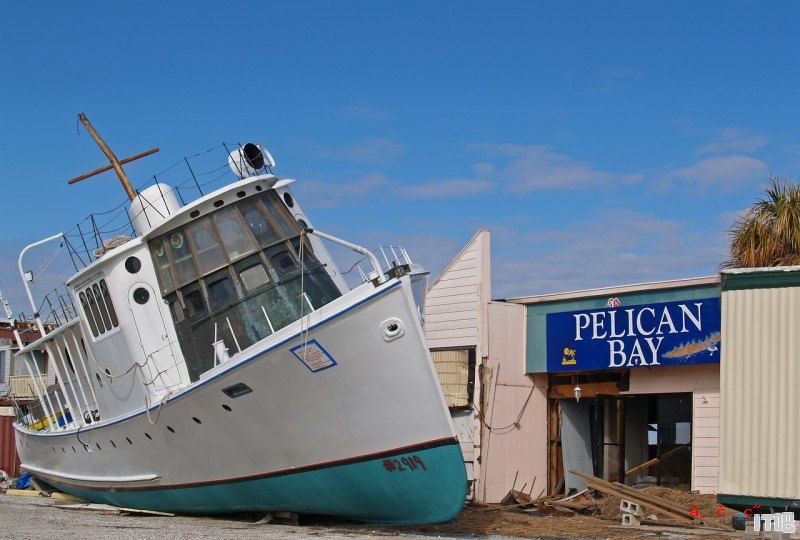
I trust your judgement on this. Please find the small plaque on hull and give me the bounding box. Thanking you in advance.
[290,339,337,372]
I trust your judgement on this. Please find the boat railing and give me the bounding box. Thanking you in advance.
[14,318,102,432]
[346,244,414,284]
[61,143,256,272]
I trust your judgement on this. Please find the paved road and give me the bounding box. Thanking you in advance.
[0,494,496,540]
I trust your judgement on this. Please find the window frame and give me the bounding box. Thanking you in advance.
[77,276,121,341]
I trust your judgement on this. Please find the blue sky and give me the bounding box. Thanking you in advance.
[1,2,799,312]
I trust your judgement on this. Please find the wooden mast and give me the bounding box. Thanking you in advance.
[69,113,158,201]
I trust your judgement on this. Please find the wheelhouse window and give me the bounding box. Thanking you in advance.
[213,206,256,260]
[78,278,119,338]
[148,190,342,382]
[186,217,226,274]
[169,228,197,285]
[239,199,282,246]
[236,256,270,292]
[151,239,174,293]
[205,270,236,309]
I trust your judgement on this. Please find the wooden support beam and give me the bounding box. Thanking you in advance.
[624,445,688,477]
[77,113,137,201]
[68,147,159,185]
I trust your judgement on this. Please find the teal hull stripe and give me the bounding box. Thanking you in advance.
[45,443,468,525]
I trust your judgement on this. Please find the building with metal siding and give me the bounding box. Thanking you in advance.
[718,266,800,510]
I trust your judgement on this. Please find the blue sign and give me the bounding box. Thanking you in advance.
[546,297,720,372]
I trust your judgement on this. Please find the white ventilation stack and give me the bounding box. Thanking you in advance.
[128,183,182,235]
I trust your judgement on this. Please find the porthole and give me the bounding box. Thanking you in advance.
[133,287,150,305]
[61,447,65,453]
[125,256,142,274]
[95,372,103,386]
[283,192,294,208]
[166,426,175,433]
[126,437,133,445]
[297,219,308,230]
[105,368,112,376]
[213,200,224,208]
[145,433,152,440]
[255,185,263,192]
[222,404,232,412]
[236,190,246,198]
[72,446,76,453]
[96,443,101,451]
[110,440,116,448]
[190,210,200,218]
[192,417,202,424]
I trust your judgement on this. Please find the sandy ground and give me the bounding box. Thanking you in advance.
[0,491,737,540]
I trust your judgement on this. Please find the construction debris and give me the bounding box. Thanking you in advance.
[570,469,733,532]
[499,489,533,506]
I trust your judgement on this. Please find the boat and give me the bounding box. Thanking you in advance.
[7,114,467,523]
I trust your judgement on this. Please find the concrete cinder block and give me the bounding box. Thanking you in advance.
[620,500,645,517]
[621,513,642,527]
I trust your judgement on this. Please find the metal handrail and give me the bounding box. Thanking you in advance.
[304,228,385,284]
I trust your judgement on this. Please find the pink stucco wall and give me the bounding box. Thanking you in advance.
[476,301,548,503]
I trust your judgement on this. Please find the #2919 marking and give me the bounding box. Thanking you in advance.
[382,455,427,472]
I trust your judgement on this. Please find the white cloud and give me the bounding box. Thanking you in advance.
[667,155,769,191]
[294,173,391,208]
[471,143,642,192]
[395,178,492,199]
[300,137,405,164]
[489,210,726,299]
[698,128,768,155]
[344,137,405,163]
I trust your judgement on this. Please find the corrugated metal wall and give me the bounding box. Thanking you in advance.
[0,414,20,477]
[431,349,470,407]
[720,285,800,499]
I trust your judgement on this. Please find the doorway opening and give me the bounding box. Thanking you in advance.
[550,387,693,495]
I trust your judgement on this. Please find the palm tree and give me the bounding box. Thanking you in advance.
[726,177,800,268]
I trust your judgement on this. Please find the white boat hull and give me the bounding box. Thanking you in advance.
[15,277,467,523]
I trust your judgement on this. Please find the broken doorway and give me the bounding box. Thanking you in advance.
[555,391,693,495]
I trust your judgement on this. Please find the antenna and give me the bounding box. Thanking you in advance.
[68,113,159,201]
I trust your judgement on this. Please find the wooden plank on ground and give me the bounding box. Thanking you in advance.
[51,492,88,503]
[5,489,42,497]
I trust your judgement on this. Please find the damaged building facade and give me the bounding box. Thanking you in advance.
[425,230,722,503]
[510,277,721,497]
